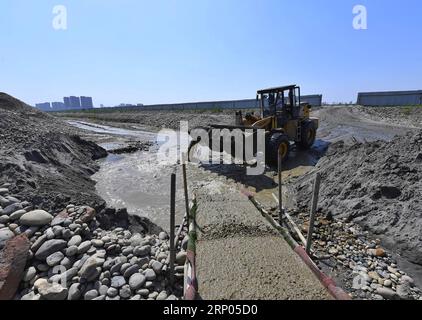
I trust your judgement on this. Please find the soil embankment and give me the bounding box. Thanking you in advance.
[0,93,107,212]
[55,109,236,131]
[293,131,422,266]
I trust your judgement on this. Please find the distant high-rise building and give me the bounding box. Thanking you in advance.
[51,102,65,111]
[69,96,81,109]
[63,97,71,109]
[80,96,94,109]
[35,102,51,111]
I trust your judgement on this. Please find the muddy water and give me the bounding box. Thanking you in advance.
[68,121,187,232]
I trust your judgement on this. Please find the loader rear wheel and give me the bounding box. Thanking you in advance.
[299,121,316,149]
[266,133,290,166]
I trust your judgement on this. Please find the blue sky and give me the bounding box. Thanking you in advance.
[0,0,421,106]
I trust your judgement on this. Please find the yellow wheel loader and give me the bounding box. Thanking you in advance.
[188,85,319,166]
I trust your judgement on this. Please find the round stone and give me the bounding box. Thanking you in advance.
[129,273,146,290]
[151,261,163,274]
[84,290,99,300]
[157,291,168,300]
[119,285,132,299]
[91,239,104,247]
[99,285,109,296]
[0,215,9,224]
[384,280,392,287]
[23,266,37,282]
[176,251,187,265]
[111,276,126,288]
[123,265,140,279]
[137,289,149,297]
[144,268,156,281]
[9,209,27,221]
[107,287,118,297]
[65,245,78,257]
[159,232,168,240]
[19,210,53,226]
[35,239,67,260]
[77,241,92,254]
[68,235,82,247]
[0,228,14,249]
[46,252,65,267]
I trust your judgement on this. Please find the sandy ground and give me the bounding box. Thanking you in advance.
[59,105,421,298]
[189,164,331,300]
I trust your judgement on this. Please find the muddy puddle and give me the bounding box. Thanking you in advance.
[68,120,187,232]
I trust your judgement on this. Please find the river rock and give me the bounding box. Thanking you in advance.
[119,285,132,299]
[84,289,99,300]
[111,276,126,288]
[157,291,168,300]
[144,268,156,281]
[21,291,40,300]
[134,245,150,257]
[22,266,37,282]
[0,215,9,224]
[3,203,23,216]
[9,209,27,221]
[79,256,102,282]
[99,285,108,296]
[176,251,187,265]
[376,287,399,300]
[19,210,53,226]
[77,241,92,255]
[152,261,163,274]
[123,265,139,278]
[129,273,146,290]
[0,228,14,249]
[35,239,67,260]
[107,287,118,297]
[91,239,104,248]
[46,252,65,267]
[80,207,96,223]
[35,279,68,300]
[158,232,168,240]
[68,235,82,247]
[65,245,78,257]
[67,283,83,300]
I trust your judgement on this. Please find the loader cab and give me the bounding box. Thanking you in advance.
[258,85,301,122]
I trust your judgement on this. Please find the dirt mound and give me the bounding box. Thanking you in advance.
[292,131,422,265]
[0,93,107,212]
[54,109,236,131]
[359,106,422,129]
[0,93,40,114]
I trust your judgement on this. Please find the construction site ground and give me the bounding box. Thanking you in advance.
[188,165,332,300]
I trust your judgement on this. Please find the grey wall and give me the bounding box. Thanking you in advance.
[142,95,322,111]
[357,90,422,106]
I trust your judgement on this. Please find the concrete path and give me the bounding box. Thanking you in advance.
[188,164,332,300]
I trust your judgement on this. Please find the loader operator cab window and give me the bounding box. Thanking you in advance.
[263,93,276,117]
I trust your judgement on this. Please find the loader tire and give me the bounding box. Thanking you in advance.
[266,133,290,166]
[299,121,316,149]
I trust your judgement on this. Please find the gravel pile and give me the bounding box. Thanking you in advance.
[0,186,187,300]
[359,106,422,129]
[293,131,422,267]
[289,211,422,300]
[0,93,107,212]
